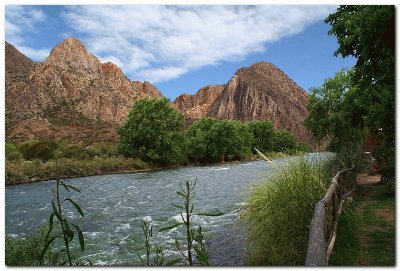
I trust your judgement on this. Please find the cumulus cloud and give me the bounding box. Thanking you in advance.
[60,5,335,83]
[6,5,336,81]
[5,5,51,61]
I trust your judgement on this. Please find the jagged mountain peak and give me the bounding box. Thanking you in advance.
[5,40,164,144]
[174,62,315,147]
[49,37,87,55]
[45,37,100,71]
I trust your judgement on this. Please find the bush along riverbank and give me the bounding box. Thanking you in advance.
[241,156,339,265]
[5,100,312,185]
[5,143,302,185]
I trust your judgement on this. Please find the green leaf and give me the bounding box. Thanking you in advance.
[166,258,181,266]
[40,235,60,264]
[61,183,81,193]
[63,198,84,217]
[175,238,182,251]
[176,191,186,197]
[63,219,75,241]
[46,212,55,239]
[61,182,70,192]
[171,203,184,209]
[159,223,184,232]
[51,198,61,221]
[70,222,85,252]
[196,212,224,216]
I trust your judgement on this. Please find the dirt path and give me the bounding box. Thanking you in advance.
[355,173,395,266]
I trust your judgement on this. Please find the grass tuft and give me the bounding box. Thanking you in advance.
[241,157,333,265]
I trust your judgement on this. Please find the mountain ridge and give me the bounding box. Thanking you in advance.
[6,38,314,147]
[5,38,163,144]
[173,61,315,147]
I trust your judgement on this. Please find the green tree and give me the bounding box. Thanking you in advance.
[211,119,252,162]
[118,98,187,165]
[305,69,364,159]
[185,117,217,163]
[272,130,296,153]
[185,118,252,163]
[325,5,395,174]
[246,120,275,153]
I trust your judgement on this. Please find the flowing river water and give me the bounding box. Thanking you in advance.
[5,153,331,266]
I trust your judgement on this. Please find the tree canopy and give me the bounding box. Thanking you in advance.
[305,69,364,158]
[118,98,186,165]
[185,117,253,163]
[325,5,395,143]
[308,5,395,174]
[246,120,275,153]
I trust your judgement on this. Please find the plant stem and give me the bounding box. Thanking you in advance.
[56,180,72,266]
[185,198,192,266]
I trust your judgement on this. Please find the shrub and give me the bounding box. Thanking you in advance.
[241,157,332,265]
[272,130,297,153]
[18,140,59,161]
[5,225,50,266]
[86,142,119,158]
[5,143,23,160]
[296,142,313,153]
[58,143,90,160]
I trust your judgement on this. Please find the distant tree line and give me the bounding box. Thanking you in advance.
[118,98,312,165]
[5,98,312,166]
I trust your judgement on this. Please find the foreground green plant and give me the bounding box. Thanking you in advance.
[137,222,165,266]
[242,157,332,265]
[6,225,52,266]
[160,179,222,265]
[40,179,85,266]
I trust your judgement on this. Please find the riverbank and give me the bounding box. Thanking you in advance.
[329,173,395,266]
[5,151,292,185]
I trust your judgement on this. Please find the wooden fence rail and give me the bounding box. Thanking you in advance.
[305,166,357,266]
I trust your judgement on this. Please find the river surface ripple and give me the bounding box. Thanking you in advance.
[5,153,331,266]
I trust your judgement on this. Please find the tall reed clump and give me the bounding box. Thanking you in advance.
[241,157,333,265]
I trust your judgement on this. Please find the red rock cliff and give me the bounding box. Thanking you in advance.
[174,62,315,147]
[5,38,163,144]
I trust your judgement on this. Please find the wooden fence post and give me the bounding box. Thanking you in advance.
[305,167,356,266]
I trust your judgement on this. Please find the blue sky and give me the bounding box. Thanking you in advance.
[5,5,356,100]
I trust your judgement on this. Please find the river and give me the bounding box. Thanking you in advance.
[5,153,330,266]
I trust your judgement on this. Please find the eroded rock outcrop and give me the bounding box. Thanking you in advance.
[174,62,315,147]
[5,38,163,144]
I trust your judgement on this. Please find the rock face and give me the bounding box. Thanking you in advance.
[6,40,314,147]
[173,62,315,147]
[5,38,163,144]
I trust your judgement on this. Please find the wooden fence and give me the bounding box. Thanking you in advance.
[305,166,357,266]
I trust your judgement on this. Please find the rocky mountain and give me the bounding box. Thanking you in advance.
[173,62,315,147]
[5,39,163,144]
[6,39,314,147]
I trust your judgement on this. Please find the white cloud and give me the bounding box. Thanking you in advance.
[6,5,336,81]
[5,6,51,61]
[61,5,336,83]
[137,66,188,83]
[16,45,50,61]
